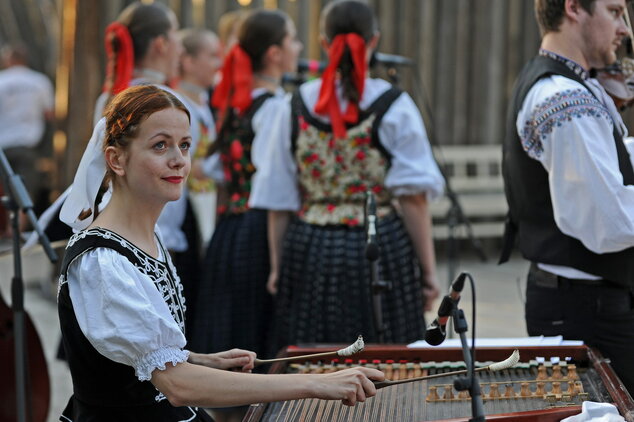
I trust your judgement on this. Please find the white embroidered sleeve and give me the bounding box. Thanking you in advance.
[379,93,445,200]
[67,248,189,381]
[249,94,301,211]
[517,77,634,253]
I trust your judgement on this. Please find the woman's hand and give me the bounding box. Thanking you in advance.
[313,367,385,406]
[211,349,256,372]
[189,349,256,372]
[267,270,279,295]
[422,275,441,312]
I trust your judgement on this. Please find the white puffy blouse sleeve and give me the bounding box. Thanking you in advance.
[67,248,189,381]
[249,93,301,211]
[379,92,445,200]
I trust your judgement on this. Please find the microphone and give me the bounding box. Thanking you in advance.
[296,52,414,75]
[365,191,380,261]
[424,272,467,346]
[297,58,328,74]
[371,52,414,67]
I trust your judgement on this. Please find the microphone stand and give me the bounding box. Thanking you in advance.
[368,251,387,343]
[450,295,485,421]
[365,191,390,343]
[0,149,57,422]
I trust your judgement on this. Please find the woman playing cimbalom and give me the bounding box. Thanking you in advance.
[56,85,382,421]
[250,0,444,352]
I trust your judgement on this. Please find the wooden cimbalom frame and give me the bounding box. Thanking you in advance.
[243,345,634,422]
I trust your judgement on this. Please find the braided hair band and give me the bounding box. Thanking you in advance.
[314,33,367,139]
[211,44,254,128]
[103,22,134,95]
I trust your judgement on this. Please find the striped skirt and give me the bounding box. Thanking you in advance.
[270,212,426,353]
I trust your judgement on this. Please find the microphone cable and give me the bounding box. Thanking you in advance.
[465,272,477,381]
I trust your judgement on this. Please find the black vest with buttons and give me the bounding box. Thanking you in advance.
[500,55,634,287]
[57,228,209,421]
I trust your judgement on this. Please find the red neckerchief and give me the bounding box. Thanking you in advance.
[314,33,367,139]
[211,45,253,125]
[103,22,134,94]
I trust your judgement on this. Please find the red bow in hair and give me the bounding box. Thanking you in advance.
[211,45,253,121]
[103,22,134,95]
[314,33,367,139]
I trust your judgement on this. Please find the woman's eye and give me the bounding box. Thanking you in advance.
[180,141,191,151]
[154,141,166,150]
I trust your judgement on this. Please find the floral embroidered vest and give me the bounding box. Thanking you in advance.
[291,87,402,226]
[217,93,273,215]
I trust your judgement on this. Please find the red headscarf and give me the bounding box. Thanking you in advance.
[211,45,254,122]
[314,33,367,139]
[103,22,134,94]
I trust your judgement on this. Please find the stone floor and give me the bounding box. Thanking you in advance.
[0,242,530,422]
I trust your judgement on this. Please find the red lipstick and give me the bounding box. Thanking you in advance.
[164,176,183,184]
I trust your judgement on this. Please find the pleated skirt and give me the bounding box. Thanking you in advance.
[270,212,426,353]
[188,209,272,359]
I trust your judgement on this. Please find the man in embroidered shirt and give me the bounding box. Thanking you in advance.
[500,0,634,394]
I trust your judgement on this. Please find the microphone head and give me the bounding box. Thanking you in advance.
[424,325,446,346]
[365,242,380,261]
[371,52,414,67]
[452,272,467,293]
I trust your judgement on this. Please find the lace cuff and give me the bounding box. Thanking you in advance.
[133,346,190,381]
[391,184,442,201]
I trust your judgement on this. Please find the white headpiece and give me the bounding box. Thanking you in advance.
[60,117,109,231]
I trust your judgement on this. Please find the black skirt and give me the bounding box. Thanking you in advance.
[171,198,200,342]
[188,209,273,360]
[270,213,426,353]
[60,395,213,422]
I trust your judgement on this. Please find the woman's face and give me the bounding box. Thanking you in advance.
[188,34,222,88]
[113,108,191,206]
[279,19,303,74]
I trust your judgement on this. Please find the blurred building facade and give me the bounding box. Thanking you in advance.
[1,0,545,196]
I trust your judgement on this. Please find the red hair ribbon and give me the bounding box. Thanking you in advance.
[211,45,254,120]
[314,33,367,139]
[103,22,134,95]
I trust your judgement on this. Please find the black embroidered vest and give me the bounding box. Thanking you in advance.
[500,55,634,287]
[57,228,202,420]
[217,93,273,215]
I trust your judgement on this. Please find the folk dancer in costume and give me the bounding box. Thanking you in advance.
[175,28,222,329]
[188,10,302,421]
[176,28,221,249]
[249,0,444,350]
